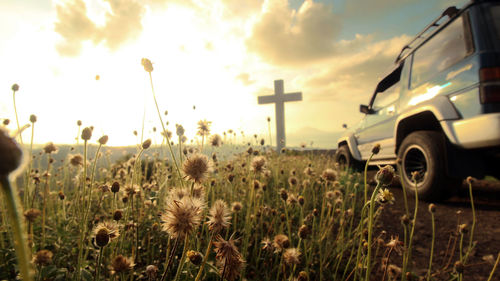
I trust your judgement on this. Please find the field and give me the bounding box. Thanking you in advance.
[1,62,499,281]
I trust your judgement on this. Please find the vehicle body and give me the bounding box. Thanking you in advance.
[335,0,500,200]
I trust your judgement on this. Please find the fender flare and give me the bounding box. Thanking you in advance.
[337,134,363,161]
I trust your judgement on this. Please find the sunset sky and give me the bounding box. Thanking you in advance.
[0,0,467,148]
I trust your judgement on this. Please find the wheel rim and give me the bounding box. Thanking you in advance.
[402,145,428,187]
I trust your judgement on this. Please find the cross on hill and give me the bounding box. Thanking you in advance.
[258,80,302,152]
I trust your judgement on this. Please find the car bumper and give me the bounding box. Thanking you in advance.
[442,113,500,149]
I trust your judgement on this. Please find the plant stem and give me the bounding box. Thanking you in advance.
[160,237,180,281]
[0,176,33,281]
[194,233,214,281]
[173,235,190,281]
[364,181,382,281]
[95,247,104,281]
[486,252,500,281]
[427,211,435,281]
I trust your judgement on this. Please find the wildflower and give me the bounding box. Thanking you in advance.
[376,188,395,204]
[2,119,9,126]
[93,221,120,247]
[29,114,37,123]
[280,189,288,201]
[250,156,267,174]
[261,237,273,252]
[283,248,301,265]
[69,154,83,166]
[210,134,222,147]
[24,208,41,223]
[142,139,152,149]
[297,271,309,281]
[213,235,245,281]
[231,202,242,213]
[33,250,53,266]
[187,250,203,266]
[110,255,134,274]
[12,84,19,92]
[375,165,395,185]
[459,224,468,234]
[77,120,82,126]
[303,167,314,176]
[298,196,305,206]
[428,203,436,213]
[141,58,153,72]
[98,135,109,145]
[0,129,22,176]
[43,142,58,154]
[197,119,212,136]
[111,181,120,193]
[176,124,185,136]
[387,264,401,279]
[288,176,298,186]
[372,144,381,154]
[253,180,261,190]
[161,196,204,238]
[454,261,464,274]
[273,234,290,252]
[145,265,158,279]
[81,127,92,141]
[183,153,212,183]
[298,224,311,239]
[321,169,337,182]
[385,236,404,255]
[58,191,65,200]
[287,194,298,206]
[113,210,123,221]
[125,185,140,196]
[207,200,231,233]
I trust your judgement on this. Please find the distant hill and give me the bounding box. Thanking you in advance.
[287,127,343,149]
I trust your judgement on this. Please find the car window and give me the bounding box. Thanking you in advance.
[410,16,468,88]
[492,5,500,42]
[372,82,400,110]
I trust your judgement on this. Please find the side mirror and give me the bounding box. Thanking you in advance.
[360,104,374,114]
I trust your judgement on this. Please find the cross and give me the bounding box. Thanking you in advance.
[258,80,302,152]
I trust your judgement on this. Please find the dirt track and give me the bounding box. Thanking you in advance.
[370,172,500,281]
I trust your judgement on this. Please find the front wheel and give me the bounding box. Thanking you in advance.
[397,131,458,201]
[335,145,363,171]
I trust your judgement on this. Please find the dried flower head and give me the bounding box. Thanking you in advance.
[24,208,41,223]
[81,127,92,141]
[385,235,403,255]
[376,188,395,205]
[141,58,153,72]
[273,234,290,252]
[145,265,158,279]
[0,129,23,175]
[93,221,120,247]
[29,114,37,123]
[161,196,204,238]
[111,181,120,193]
[187,250,203,266]
[142,139,152,150]
[297,271,309,281]
[231,202,242,213]
[183,153,212,183]
[298,224,311,239]
[283,248,301,265]
[321,169,337,182]
[197,119,212,136]
[207,200,231,233]
[372,144,381,154]
[110,255,134,274]
[213,235,245,281]
[12,83,19,92]
[210,134,222,147]
[69,154,83,166]
[375,165,395,185]
[250,156,267,174]
[43,142,58,154]
[176,124,185,137]
[33,250,53,266]
[428,203,436,213]
[98,135,109,145]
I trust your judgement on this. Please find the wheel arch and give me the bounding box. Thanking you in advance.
[337,135,362,161]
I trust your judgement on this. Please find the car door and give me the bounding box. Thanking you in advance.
[355,65,404,160]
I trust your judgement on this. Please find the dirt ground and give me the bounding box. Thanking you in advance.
[371,175,500,281]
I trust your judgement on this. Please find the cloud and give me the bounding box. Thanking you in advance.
[236,73,255,86]
[300,34,411,102]
[54,0,145,56]
[246,0,341,66]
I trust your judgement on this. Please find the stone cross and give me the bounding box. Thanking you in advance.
[258,80,302,151]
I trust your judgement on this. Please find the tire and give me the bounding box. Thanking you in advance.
[397,131,458,201]
[335,145,363,171]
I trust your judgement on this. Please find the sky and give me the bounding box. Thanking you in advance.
[0,0,467,148]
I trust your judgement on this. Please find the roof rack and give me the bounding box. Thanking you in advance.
[394,6,459,64]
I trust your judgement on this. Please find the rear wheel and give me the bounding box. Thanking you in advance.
[397,131,458,201]
[335,145,363,171]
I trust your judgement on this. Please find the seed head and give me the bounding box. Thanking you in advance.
[2,119,9,126]
[207,199,231,233]
[428,203,436,213]
[283,248,301,265]
[43,142,58,154]
[376,188,395,204]
[93,221,120,247]
[372,144,381,154]
[29,114,37,123]
[197,119,212,137]
[280,188,288,201]
[298,224,311,239]
[113,209,123,221]
[161,196,204,238]
[98,135,109,145]
[375,165,395,186]
[110,255,134,274]
[176,124,185,137]
[58,191,65,200]
[145,265,158,279]
[0,129,23,175]
[273,234,290,252]
[142,139,152,149]
[298,271,309,281]
[250,156,267,174]
[210,134,222,147]
[183,153,212,183]
[141,58,153,72]
[187,250,203,265]
[459,223,468,234]
[81,127,92,141]
[454,261,464,274]
[231,202,242,212]
[213,235,245,281]
[24,208,41,223]
[33,250,53,266]
[321,169,337,182]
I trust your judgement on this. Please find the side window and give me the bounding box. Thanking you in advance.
[372,82,400,110]
[411,16,468,88]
